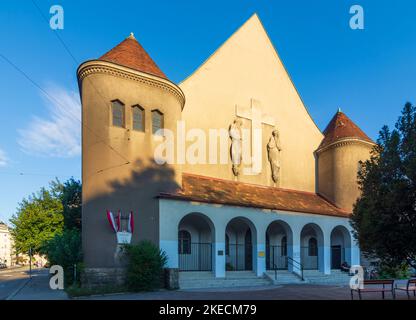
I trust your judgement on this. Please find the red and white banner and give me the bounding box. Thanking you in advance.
[128,211,134,233]
[106,210,118,233]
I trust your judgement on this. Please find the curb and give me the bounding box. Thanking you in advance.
[5,277,32,300]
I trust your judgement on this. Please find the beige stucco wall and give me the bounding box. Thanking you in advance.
[78,61,184,267]
[179,14,323,192]
[317,140,374,212]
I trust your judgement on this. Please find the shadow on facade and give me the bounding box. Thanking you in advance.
[82,158,179,268]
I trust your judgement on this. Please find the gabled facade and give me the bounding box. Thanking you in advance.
[78,14,374,287]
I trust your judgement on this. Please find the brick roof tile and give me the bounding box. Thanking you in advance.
[318,111,373,150]
[160,173,350,217]
[99,34,167,79]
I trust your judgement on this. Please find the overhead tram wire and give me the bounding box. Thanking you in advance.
[30,0,132,170]
[0,53,130,174]
[0,171,76,178]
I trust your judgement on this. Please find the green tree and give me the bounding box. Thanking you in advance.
[60,178,82,231]
[41,228,82,285]
[351,102,416,270]
[10,181,64,254]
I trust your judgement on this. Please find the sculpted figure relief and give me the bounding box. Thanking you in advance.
[229,118,243,176]
[267,129,282,184]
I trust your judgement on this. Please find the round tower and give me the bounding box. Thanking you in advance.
[316,109,375,212]
[77,33,185,269]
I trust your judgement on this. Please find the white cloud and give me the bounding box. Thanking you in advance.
[18,85,81,158]
[0,149,8,167]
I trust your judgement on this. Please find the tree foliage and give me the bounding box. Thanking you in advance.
[41,228,82,285]
[351,102,416,269]
[9,178,82,256]
[10,181,64,254]
[60,178,82,231]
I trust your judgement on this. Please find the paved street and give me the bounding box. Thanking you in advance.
[1,268,413,300]
[10,268,69,300]
[79,284,407,300]
[0,266,35,300]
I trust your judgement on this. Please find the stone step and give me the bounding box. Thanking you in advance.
[303,270,352,285]
[265,271,304,284]
[179,272,273,289]
[179,271,215,280]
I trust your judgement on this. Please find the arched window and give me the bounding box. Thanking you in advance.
[178,230,191,255]
[111,100,124,128]
[308,237,318,256]
[225,234,230,256]
[132,105,144,132]
[151,109,164,135]
[281,236,287,256]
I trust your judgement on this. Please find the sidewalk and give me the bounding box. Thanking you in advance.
[10,269,68,300]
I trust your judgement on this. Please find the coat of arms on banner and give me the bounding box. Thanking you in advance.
[106,210,134,244]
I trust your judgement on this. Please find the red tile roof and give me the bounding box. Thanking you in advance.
[159,173,350,217]
[318,111,373,150]
[99,34,167,79]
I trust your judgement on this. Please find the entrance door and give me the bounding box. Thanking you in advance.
[331,245,342,269]
[244,230,252,270]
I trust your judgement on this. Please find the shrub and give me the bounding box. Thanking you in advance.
[377,262,411,279]
[124,241,167,291]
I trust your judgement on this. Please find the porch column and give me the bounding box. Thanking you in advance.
[290,227,301,276]
[160,239,178,269]
[255,225,266,277]
[319,232,331,274]
[350,240,361,266]
[159,209,179,269]
[213,224,226,278]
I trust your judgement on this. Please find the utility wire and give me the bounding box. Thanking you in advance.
[0,53,130,169]
[28,0,131,170]
[0,171,75,178]
[2,1,133,177]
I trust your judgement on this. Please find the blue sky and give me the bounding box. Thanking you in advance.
[0,0,415,224]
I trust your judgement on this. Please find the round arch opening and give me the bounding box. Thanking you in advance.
[265,220,293,270]
[330,225,352,269]
[300,223,324,270]
[178,212,215,271]
[225,217,257,271]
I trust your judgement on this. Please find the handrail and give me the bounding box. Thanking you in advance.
[286,257,304,281]
[273,264,277,281]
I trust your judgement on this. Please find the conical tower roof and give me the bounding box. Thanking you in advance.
[99,33,167,79]
[318,110,373,150]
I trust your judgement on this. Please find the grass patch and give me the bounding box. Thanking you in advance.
[66,284,129,298]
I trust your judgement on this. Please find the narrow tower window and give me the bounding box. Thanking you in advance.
[151,109,164,135]
[132,105,145,132]
[111,100,124,128]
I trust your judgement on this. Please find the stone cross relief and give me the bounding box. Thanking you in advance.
[232,98,277,177]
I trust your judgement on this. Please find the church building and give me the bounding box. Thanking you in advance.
[77,14,375,288]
